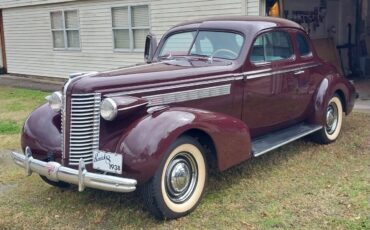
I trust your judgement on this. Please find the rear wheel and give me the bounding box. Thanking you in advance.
[142,136,207,219]
[313,94,343,144]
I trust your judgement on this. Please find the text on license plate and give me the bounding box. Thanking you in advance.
[93,151,122,174]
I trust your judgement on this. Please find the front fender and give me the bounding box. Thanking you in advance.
[21,104,62,161]
[115,107,251,184]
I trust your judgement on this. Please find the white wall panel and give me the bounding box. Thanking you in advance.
[3,0,260,78]
[0,0,77,9]
[3,0,149,78]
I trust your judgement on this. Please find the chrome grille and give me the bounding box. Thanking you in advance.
[68,93,101,165]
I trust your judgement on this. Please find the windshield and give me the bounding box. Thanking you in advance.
[159,31,244,60]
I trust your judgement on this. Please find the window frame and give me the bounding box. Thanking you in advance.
[295,32,313,59]
[50,10,81,51]
[249,29,296,66]
[111,4,151,53]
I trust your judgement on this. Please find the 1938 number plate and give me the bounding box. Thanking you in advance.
[93,151,122,174]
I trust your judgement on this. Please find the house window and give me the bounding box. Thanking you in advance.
[50,10,80,50]
[112,5,150,51]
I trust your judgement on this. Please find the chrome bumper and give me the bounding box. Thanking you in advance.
[11,147,137,193]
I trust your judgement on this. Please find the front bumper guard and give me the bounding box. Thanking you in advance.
[11,147,137,193]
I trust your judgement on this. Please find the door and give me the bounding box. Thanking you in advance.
[292,31,321,117]
[243,29,299,137]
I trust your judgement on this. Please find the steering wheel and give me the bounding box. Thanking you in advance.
[211,49,238,60]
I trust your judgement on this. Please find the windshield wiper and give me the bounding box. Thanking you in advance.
[158,53,175,60]
[190,54,209,58]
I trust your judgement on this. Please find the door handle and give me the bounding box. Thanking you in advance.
[294,70,305,75]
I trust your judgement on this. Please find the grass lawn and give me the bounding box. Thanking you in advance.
[0,85,369,229]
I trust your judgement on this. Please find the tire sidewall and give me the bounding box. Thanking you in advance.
[153,136,207,219]
[324,95,343,141]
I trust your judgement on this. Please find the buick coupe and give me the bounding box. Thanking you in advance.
[11,16,356,219]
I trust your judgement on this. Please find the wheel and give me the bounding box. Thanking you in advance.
[40,175,70,189]
[313,94,343,144]
[141,136,207,219]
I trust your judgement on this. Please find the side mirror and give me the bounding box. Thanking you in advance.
[144,33,157,63]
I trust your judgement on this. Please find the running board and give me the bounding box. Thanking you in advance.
[252,123,322,157]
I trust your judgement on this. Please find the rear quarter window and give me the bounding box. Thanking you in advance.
[296,33,311,56]
[250,31,294,63]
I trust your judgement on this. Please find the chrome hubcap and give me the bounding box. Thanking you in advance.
[166,152,198,203]
[170,162,190,193]
[326,102,338,135]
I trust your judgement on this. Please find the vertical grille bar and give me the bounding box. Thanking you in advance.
[61,102,65,163]
[67,93,101,165]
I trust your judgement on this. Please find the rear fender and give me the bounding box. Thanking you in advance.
[308,75,353,125]
[115,107,251,184]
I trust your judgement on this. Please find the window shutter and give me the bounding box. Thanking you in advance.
[112,7,129,28]
[131,5,149,27]
[51,11,63,29]
[65,11,79,29]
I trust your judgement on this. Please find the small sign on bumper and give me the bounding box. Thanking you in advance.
[93,151,122,174]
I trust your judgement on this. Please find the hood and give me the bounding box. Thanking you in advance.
[68,58,238,96]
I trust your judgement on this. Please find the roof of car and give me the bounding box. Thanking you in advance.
[173,16,302,30]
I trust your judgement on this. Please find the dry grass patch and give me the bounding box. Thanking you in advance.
[0,86,369,229]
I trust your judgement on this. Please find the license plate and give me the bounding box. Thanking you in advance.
[93,151,122,174]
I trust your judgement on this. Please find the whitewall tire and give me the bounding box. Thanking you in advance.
[314,94,343,144]
[141,136,207,219]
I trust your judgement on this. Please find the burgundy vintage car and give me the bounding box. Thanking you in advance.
[11,16,356,219]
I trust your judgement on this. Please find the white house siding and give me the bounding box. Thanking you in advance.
[151,0,244,38]
[3,0,150,78]
[246,0,260,16]
[0,0,77,9]
[2,0,260,78]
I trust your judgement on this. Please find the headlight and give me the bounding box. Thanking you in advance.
[45,91,62,112]
[100,98,118,121]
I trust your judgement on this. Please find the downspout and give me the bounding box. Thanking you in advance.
[354,0,361,76]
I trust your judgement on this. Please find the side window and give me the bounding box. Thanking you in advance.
[250,35,265,62]
[296,33,311,56]
[251,31,293,63]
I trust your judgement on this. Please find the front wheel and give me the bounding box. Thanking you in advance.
[313,94,343,144]
[141,136,207,219]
